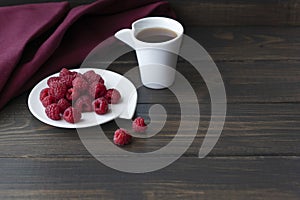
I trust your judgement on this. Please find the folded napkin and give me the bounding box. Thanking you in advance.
[0,0,175,110]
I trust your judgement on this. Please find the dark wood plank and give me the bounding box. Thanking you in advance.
[1,0,300,26]
[0,157,299,199]
[107,60,300,103]
[184,27,300,61]
[1,94,300,157]
[134,103,300,157]
[170,0,300,26]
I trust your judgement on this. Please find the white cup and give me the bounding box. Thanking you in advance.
[115,17,184,89]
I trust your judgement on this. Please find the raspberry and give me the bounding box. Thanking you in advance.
[65,87,80,101]
[83,70,104,84]
[47,77,61,88]
[45,103,61,120]
[74,95,93,113]
[74,73,85,81]
[113,128,132,146]
[49,82,67,100]
[132,117,147,133]
[59,68,72,77]
[59,68,78,78]
[59,74,74,88]
[93,97,108,115]
[72,76,89,92]
[89,83,107,99]
[105,89,121,104]
[63,107,82,123]
[41,95,57,107]
[57,98,71,114]
[40,88,50,101]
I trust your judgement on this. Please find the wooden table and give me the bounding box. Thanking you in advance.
[0,1,300,199]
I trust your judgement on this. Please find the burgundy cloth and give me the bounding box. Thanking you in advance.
[0,0,175,110]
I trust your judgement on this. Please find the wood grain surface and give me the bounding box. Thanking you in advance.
[1,96,300,157]
[0,26,299,199]
[0,0,300,198]
[0,157,299,199]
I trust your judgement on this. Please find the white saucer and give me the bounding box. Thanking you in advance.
[28,68,137,128]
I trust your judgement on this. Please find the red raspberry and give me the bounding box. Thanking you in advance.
[49,82,67,100]
[76,72,86,79]
[132,117,147,133]
[59,68,78,78]
[57,98,71,114]
[72,76,89,92]
[60,75,74,88]
[71,72,79,79]
[41,95,57,107]
[59,68,72,77]
[83,70,104,84]
[63,107,82,123]
[40,88,50,101]
[93,97,108,115]
[74,95,93,113]
[113,128,132,146]
[47,77,61,88]
[45,103,61,120]
[89,83,107,99]
[65,87,80,101]
[105,89,121,104]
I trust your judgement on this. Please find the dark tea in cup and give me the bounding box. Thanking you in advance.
[136,27,177,43]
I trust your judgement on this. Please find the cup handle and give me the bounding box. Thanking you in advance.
[115,29,135,49]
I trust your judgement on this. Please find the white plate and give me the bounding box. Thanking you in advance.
[28,68,137,128]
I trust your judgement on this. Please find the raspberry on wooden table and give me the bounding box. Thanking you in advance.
[75,95,93,113]
[63,107,82,123]
[105,89,121,104]
[113,128,132,146]
[45,103,61,120]
[93,97,108,115]
[132,117,147,133]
